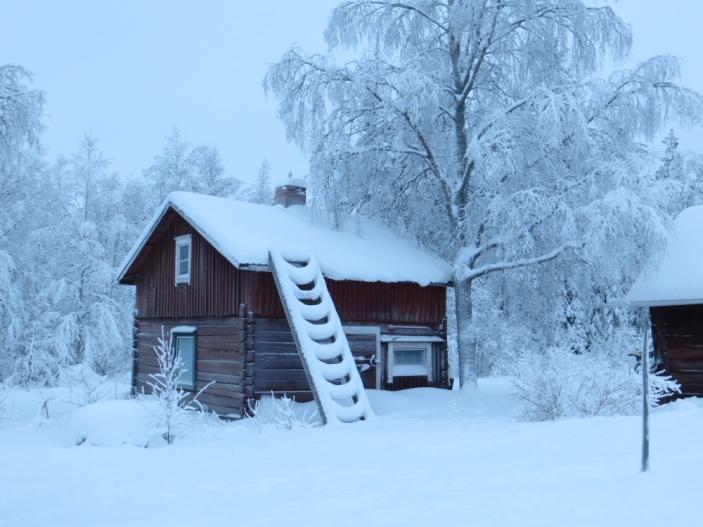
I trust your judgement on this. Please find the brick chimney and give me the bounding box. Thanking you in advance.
[274,172,306,207]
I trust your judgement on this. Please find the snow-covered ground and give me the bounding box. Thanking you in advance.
[0,378,701,527]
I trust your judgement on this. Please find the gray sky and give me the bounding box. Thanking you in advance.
[1,1,701,184]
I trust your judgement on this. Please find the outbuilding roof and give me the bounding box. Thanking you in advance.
[117,191,452,286]
[628,205,703,307]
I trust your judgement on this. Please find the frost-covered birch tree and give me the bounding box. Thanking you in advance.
[0,65,44,379]
[265,0,703,388]
[190,145,242,197]
[247,159,274,204]
[35,136,134,374]
[144,128,242,205]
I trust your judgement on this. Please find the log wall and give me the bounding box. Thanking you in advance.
[134,317,245,416]
[251,317,449,402]
[651,305,703,396]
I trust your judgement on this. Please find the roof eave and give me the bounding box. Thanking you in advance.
[630,297,703,308]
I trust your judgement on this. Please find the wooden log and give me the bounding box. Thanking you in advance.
[255,353,304,370]
[254,330,296,344]
[254,389,314,403]
[196,346,241,361]
[195,381,242,398]
[253,341,298,354]
[196,359,241,375]
[664,358,703,371]
[255,369,309,381]
[667,369,703,385]
[255,377,311,392]
[137,316,241,328]
[196,371,242,385]
[196,391,245,406]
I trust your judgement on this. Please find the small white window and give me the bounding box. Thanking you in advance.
[172,331,196,390]
[387,342,433,383]
[174,235,192,285]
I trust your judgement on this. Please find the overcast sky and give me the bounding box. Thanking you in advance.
[2,0,701,184]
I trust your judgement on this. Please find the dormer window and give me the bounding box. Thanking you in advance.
[174,234,192,285]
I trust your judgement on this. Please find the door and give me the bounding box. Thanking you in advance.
[344,327,381,389]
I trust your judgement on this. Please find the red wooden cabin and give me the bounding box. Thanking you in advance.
[118,182,452,417]
[629,206,703,396]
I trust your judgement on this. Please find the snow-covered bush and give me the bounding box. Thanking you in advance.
[59,364,112,406]
[506,346,679,421]
[146,330,212,444]
[246,392,319,431]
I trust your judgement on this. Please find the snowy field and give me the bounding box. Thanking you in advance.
[0,378,701,527]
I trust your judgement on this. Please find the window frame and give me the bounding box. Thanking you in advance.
[387,341,433,384]
[171,326,197,390]
[174,234,192,285]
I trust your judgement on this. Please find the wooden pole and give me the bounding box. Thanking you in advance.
[641,316,650,473]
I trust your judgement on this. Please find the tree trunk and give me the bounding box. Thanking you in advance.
[454,277,478,389]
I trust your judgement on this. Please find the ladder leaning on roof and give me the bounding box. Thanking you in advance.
[269,249,374,425]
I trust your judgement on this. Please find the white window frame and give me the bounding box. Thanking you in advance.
[174,234,192,285]
[387,341,433,384]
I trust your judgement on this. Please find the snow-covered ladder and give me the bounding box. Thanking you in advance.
[269,249,374,425]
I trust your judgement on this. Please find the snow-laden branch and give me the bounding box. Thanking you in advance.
[364,1,448,33]
[456,242,583,282]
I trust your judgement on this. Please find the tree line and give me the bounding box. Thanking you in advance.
[0,66,274,384]
[4,1,703,413]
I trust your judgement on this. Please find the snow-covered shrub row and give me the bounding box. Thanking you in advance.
[505,346,679,421]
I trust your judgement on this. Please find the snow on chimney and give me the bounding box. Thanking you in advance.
[274,171,306,207]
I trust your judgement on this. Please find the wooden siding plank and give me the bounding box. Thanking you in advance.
[129,208,447,325]
[651,305,703,397]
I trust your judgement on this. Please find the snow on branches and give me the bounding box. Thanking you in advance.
[266,0,703,387]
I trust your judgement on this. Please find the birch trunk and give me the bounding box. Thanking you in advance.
[454,277,478,389]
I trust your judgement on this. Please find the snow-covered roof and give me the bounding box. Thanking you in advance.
[628,206,703,307]
[279,177,306,188]
[118,191,451,286]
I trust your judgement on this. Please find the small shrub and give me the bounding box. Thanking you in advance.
[246,392,319,431]
[59,364,106,406]
[146,328,213,444]
[506,346,679,421]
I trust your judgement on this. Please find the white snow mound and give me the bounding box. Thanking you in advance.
[71,400,154,447]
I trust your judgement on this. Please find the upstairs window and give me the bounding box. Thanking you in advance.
[174,235,192,285]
